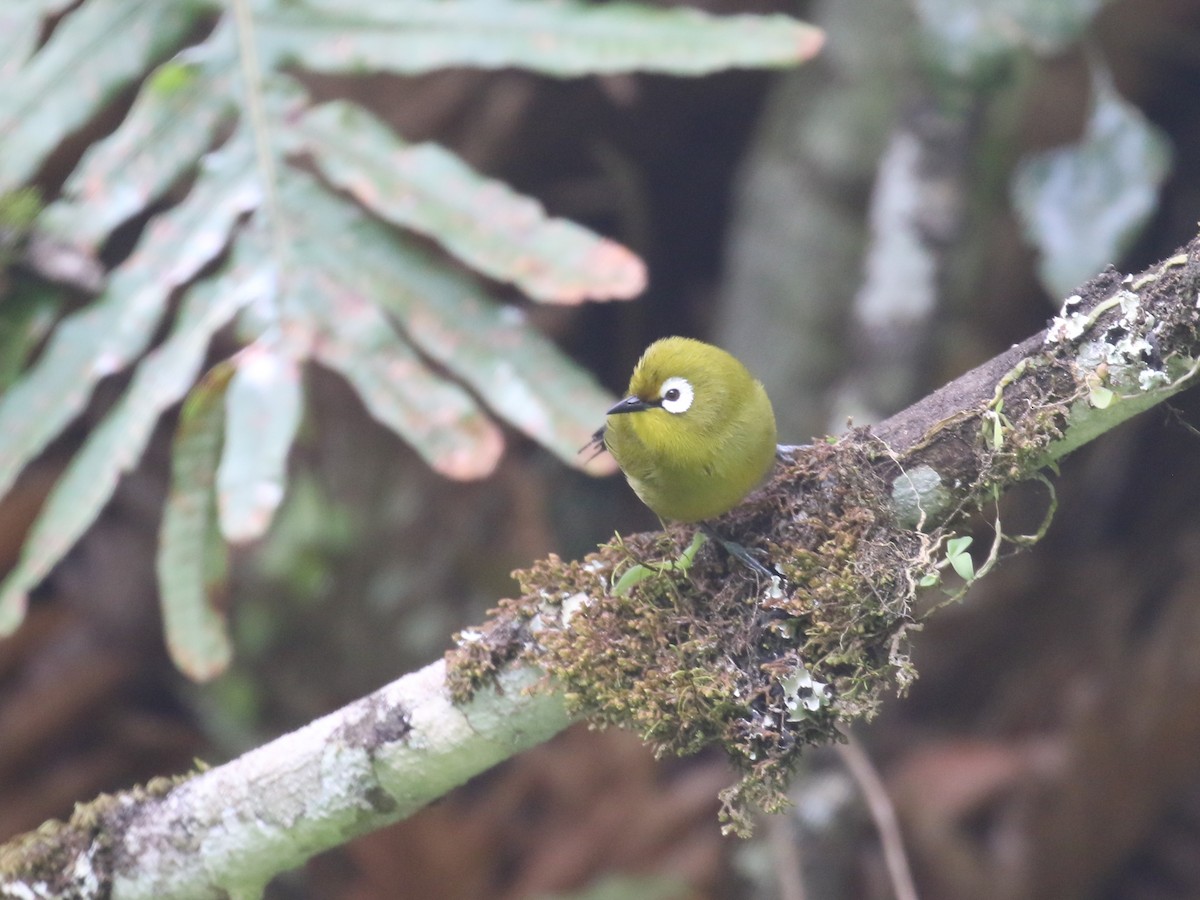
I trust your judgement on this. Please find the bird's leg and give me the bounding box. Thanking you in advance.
[700,522,776,578]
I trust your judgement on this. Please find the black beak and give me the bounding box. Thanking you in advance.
[607,395,655,416]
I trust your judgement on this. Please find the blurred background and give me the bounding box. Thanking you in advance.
[4,0,1200,897]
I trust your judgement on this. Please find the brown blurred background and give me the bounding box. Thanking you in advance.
[5,0,1200,897]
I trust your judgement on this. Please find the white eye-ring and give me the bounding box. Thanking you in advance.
[660,376,694,414]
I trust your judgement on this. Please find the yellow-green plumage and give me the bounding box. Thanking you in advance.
[602,336,777,523]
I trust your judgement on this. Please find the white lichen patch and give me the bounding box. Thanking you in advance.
[1117,288,1141,320]
[781,666,831,721]
[560,592,591,627]
[1077,332,1159,397]
[1053,284,1172,405]
[761,576,786,603]
[1045,294,1087,344]
[1046,289,1155,350]
[1045,310,1091,344]
[1139,368,1171,391]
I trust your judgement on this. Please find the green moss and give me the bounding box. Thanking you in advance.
[0,772,194,888]
[443,243,1200,834]
[447,434,930,833]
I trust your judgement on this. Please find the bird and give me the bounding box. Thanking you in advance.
[586,336,778,574]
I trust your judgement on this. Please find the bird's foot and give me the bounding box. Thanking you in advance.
[700,523,777,579]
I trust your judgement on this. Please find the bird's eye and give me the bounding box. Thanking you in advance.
[660,377,693,414]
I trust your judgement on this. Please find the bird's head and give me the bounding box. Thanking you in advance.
[606,336,753,443]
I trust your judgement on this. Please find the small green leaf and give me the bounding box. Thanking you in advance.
[949,552,975,581]
[216,344,304,543]
[614,563,655,596]
[259,0,824,77]
[296,101,645,303]
[149,59,200,96]
[982,409,1005,451]
[159,362,235,682]
[676,531,707,571]
[946,535,973,557]
[1013,63,1172,299]
[613,532,706,594]
[1088,383,1114,409]
[946,536,975,581]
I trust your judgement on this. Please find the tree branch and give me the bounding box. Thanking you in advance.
[0,661,569,898]
[3,236,1200,896]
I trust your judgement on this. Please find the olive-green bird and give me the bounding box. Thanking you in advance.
[589,336,778,525]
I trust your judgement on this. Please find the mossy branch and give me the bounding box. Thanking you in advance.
[0,662,568,898]
[3,237,1199,894]
[447,234,1200,830]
